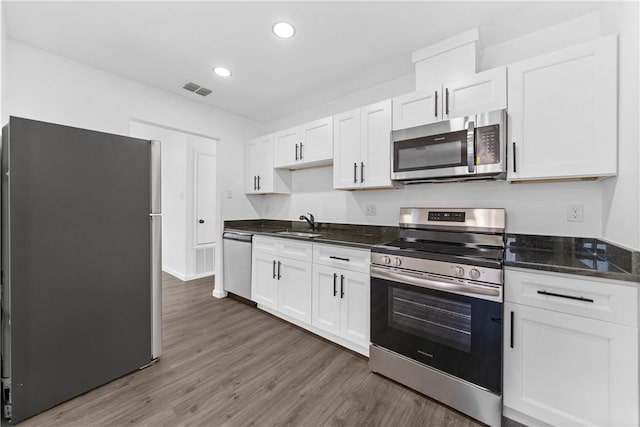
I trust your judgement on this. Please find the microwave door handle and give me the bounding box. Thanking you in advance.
[467,120,475,173]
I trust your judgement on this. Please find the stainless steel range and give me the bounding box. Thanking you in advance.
[369,207,505,427]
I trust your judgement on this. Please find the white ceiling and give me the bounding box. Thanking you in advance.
[4,1,602,124]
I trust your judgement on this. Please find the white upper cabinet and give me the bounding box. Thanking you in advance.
[274,116,333,169]
[333,99,393,190]
[245,134,291,194]
[392,67,506,130]
[273,127,300,168]
[507,36,617,181]
[443,67,506,119]
[392,87,440,130]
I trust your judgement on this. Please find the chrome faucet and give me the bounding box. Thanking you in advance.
[299,213,315,231]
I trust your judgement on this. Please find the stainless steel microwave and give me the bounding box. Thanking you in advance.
[391,110,506,183]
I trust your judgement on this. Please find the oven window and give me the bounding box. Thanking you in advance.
[394,129,467,172]
[389,287,471,353]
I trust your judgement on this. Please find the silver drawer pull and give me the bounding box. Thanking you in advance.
[329,256,350,262]
[537,290,594,303]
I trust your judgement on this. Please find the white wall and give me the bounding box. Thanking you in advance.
[3,40,263,295]
[259,7,640,249]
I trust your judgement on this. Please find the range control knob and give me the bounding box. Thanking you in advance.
[455,266,465,277]
[382,255,391,265]
[394,257,402,267]
[469,268,481,280]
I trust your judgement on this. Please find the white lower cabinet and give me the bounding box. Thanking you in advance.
[251,250,279,310]
[251,236,312,322]
[251,236,371,355]
[504,269,639,427]
[312,264,370,349]
[277,258,312,324]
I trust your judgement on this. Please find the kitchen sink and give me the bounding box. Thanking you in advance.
[275,231,322,238]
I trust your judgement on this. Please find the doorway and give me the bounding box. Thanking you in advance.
[130,120,217,281]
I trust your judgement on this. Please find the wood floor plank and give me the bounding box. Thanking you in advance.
[20,272,484,427]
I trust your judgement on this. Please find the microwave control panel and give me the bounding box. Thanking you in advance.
[475,124,500,165]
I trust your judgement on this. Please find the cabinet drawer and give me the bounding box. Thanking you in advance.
[277,239,313,262]
[313,244,370,273]
[505,268,637,327]
[253,235,278,255]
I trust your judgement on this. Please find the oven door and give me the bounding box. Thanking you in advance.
[371,267,503,393]
[391,116,476,181]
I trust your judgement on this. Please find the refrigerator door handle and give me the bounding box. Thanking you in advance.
[150,140,161,214]
[150,214,162,359]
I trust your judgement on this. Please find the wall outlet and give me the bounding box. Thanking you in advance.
[365,204,377,216]
[567,204,584,222]
[225,190,233,199]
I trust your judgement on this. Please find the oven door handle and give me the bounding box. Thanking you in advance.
[467,120,475,173]
[371,266,502,302]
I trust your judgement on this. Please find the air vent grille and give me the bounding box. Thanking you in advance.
[195,87,212,97]
[182,81,212,97]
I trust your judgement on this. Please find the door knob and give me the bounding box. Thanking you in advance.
[198,219,205,224]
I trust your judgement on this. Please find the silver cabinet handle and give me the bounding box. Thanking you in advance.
[512,142,517,173]
[329,256,350,262]
[353,162,358,184]
[272,260,276,279]
[360,161,364,183]
[257,175,260,190]
[277,261,282,280]
[299,142,303,159]
[253,176,257,190]
[295,144,299,161]
[340,274,345,299]
[333,273,337,296]
[467,121,475,173]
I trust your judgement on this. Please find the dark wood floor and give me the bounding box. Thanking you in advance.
[22,272,486,426]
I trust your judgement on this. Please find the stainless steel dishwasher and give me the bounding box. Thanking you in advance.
[222,231,253,301]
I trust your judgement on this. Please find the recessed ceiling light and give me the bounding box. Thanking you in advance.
[213,67,232,78]
[272,22,295,39]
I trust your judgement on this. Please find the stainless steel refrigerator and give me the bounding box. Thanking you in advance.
[0,117,162,424]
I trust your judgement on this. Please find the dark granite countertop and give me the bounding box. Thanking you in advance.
[224,219,397,249]
[505,234,640,283]
[224,220,640,282]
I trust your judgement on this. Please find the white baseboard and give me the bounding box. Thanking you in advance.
[186,271,215,281]
[162,267,214,283]
[162,266,187,281]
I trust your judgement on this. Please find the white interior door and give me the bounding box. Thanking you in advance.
[195,151,216,245]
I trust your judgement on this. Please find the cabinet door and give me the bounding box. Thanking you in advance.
[300,116,333,166]
[504,302,638,427]
[361,99,392,188]
[274,126,300,168]
[339,270,370,348]
[443,66,506,119]
[392,86,441,130]
[507,36,617,181]
[251,252,277,310]
[278,258,312,324]
[244,138,260,194]
[255,134,274,193]
[333,109,361,190]
[311,265,341,336]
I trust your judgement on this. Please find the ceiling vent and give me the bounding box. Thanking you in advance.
[182,81,212,97]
